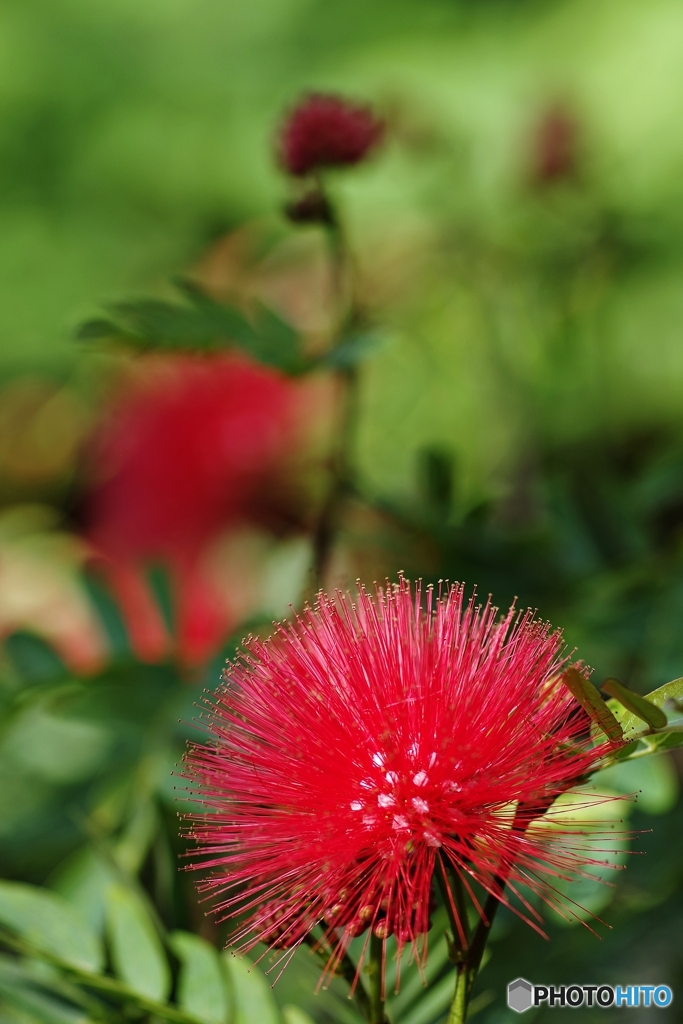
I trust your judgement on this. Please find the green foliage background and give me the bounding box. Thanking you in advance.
[2,0,683,1022]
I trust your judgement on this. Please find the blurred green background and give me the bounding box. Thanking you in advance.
[5,0,683,487]
[2,1,683,1022]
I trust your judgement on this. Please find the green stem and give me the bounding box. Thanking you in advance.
[447,968,470,1024]
[443,888,502,1024]
[312,363,359,587]
[465,888,503,983]
[311,190,360,588]
[446,808,527,1022]
[368,933,386,1024]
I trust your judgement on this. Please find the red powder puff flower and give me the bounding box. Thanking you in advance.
[84,352,306,665]
[279,93,384,177]
[182,578,624,985]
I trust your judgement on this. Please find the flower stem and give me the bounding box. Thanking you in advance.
[465,888,502,983]
[312,363,358,587]
[311,190,360,588]
[447,968,470,1024]
[368,933,386,1024]
[445,813,524,1022]
[445,879,507,1022]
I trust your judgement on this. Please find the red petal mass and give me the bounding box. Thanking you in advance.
[84,352,302,664]
[183,578,624,983]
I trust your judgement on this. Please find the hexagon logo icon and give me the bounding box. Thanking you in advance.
[508,978,533,1013]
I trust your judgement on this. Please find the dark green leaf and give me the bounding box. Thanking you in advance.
[145,564,176,639]
[75,318,120,341]
[82,574,131,658]
[0,882,103,974]
[77,282,304,373]
[602,677,668,730]
[105,884,170,1001]
[5,633,67,684]
[560,668,623,742]
[242,304,304,374]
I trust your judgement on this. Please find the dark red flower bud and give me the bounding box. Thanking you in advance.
[284,188,334,226]
[279,93,384,177]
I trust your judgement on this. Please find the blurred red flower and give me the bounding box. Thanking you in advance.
[279,93,384,177]
[183,578,623,985]
[533,104,578,184]
[85,352,310,665]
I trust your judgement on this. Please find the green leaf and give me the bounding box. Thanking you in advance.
[615,731,683,760]
[601,678,668,730]
[4,632,67,684]
[50,846,115,935]
[115,800,160,876]
[616,675,683,739]
[0,882,103,974]
[282,1008,316,1024]
[389,931,450,1017]
[540,791,629,924]
[560,668,623,742]
[400,971,463,1024]
[169,932,230,1024]
[243,303,304,373]
[77,283,304,374]
[105,884,170,1001]
[3,707,111,784]
[82,574,131,658]
[603,676,683,762]
[596,754,679,815]
[76,318,121,342]
[222,954,281,1024]
[0,961,90,1024]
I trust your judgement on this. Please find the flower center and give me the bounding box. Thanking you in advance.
[349,749,443,848]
